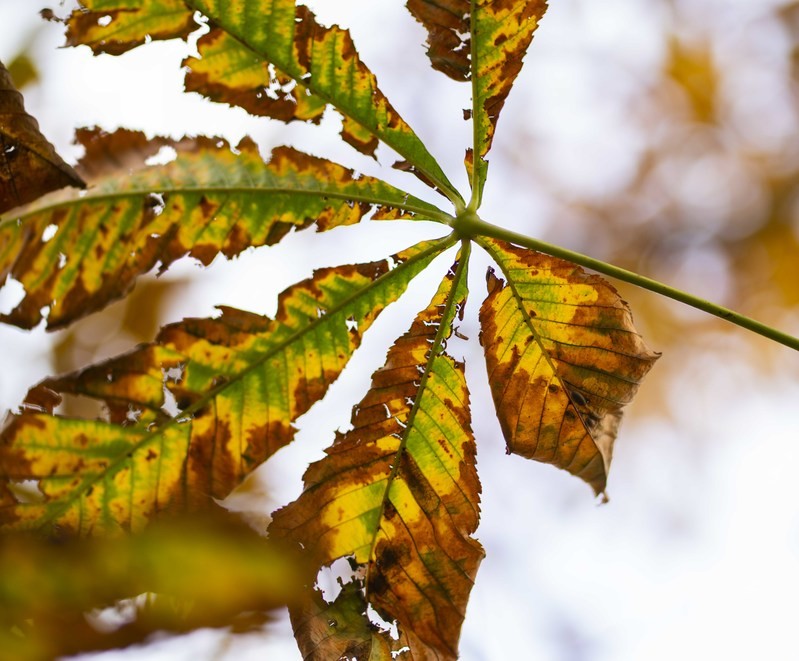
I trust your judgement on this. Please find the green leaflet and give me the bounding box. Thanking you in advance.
[467,0,548,203]
[0,130,447,329]
[65,0,462,204]
[0,238,452,535]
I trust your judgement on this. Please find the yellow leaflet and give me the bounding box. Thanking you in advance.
[468,0,548,199]
[271,251,483,659]
[478,238,660,494]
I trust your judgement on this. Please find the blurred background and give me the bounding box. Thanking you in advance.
[2,0,799,659]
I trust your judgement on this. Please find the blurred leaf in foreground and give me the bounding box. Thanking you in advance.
[0,508,303,659]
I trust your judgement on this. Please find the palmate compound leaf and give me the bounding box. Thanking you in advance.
[406,0,549,203]
[0,237,452,535]
[478,238,660,494]
[0,129,446,330]
[65,0,461,202]
[270,247,483,660]
[0,61,84,214]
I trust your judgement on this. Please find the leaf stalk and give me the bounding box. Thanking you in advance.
[453,212,799,352]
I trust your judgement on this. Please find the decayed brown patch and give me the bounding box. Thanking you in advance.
[75,127,167,182]
[341,118,380,157]
[243,420,295,469]
[398,453,438,513]
[292,367,345,422]
[407,0,471,81]
[0,415,43,527]
[184,416,236,507]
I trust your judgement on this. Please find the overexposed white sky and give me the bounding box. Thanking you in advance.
[2,1,799,660]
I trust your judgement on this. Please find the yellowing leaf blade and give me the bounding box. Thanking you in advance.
[0,130,444,329]
[65,0,196,55]
[407,0,548,202]
[468,0,548,200]
[478,238,659,494]
[271,249,483,659]
[0,238,450,535]
[184,29,328,124]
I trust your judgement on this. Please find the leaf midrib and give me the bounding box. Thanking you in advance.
[365,239,472,598]
[0,184,455,232]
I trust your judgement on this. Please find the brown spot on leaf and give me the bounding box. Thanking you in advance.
[569,390,588,408]
[377,545,399,570]
[184,418,238,507]
[383,499,397,520]
[245,420,295,467]
[367,569,389,598]
[437,437,453,457]
[198,195,215,218]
